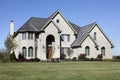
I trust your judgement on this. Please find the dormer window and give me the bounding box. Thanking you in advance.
[94,32,96,40]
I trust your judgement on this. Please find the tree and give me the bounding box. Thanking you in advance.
[4,35,17,62]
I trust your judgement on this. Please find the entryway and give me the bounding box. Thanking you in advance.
[46,35,55,59]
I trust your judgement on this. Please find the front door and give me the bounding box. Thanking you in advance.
[48,46,52,59]
[46,35,55,59]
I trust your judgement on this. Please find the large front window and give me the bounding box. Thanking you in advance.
[61,34,70,41]
[28,33,33,40]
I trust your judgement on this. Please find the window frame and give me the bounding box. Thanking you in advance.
[101,47,105,56]
[61,34,70,41]
[94,32,97,40]
[22,33,26,40]
[28,47,33,57]
[28,33,33,40]
[22,47,27,57]
[85,46,90,56]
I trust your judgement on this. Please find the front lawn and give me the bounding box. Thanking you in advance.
[0,61,120,80]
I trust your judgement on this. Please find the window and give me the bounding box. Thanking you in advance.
[61,34,70,41]
[56,19,59,23]
[28,47,33,57]
[61,47,70,55]
[85,46,90,56]
[101,47,105,56]
[28,33,33,40]
[22,47,27,57]
[94,32,96,40]
[22,33,26,40]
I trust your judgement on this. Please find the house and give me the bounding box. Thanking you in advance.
[10,10,114,60]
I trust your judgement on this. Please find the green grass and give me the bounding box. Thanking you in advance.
[0,61,120,80]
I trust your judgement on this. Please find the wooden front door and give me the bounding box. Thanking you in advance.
[48,46,52,59]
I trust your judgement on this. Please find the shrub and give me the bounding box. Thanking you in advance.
[79,53,86,59]
[60,53,66,60]
[89,58,95,61]
[96,54,103,61]
[34,58,40,62]
[72,57,77,61]
[116,56,120,59]
[10,52,16,61]
[17,53,26,62]
[97,54,103,58]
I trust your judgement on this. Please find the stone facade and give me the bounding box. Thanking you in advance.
[12,10,113,60]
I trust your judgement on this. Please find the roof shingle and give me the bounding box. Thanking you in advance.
[71,22,96,47]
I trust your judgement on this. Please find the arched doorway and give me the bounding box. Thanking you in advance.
[46,35,55,59]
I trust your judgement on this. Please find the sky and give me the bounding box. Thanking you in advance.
[0,0,120,55]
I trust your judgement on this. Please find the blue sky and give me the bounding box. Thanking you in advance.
[0,0,120,55]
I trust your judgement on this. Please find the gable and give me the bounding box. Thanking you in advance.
[89,24,114,48]
[71,22,96,48]
[51,11,77,34]
[44,21,61,34]
[71,22,114,48]
[81,35,97,48]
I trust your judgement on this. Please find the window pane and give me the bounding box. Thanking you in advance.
[67,34,70,41]
[61,34,70,41]
[28,47,33,57]
[94,32,96,40]
[61,47,64,54]
[85,46,90,56]
[61,35,64,41]
[101,47,105,56]
[22,33,26,40]
[28,33,33,40]
[22,47,27,57]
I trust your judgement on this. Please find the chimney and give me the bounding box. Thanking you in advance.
[10,20,14,36]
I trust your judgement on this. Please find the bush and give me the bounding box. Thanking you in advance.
[10,52,16,61]
[34,58,40,62]
[89,58,95,61]
[60,54,66,60]
[78,53,86,59]
[17,53,26,62]
[97,54,103,58]
[17,53,40,62]
[72,57,77,61]
[116,56,120,59]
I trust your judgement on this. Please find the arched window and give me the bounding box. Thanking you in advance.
[28,47,33,57]
[101,47,105,56]
[22,47,27,57]
[85,46,90,56]
[94,32,96,40]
